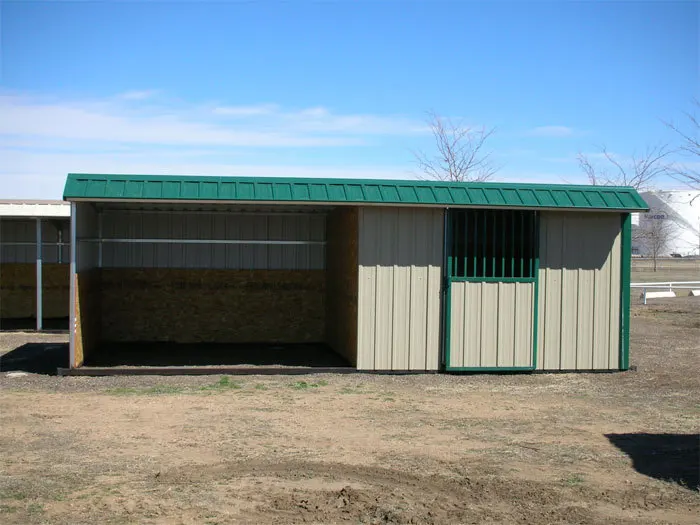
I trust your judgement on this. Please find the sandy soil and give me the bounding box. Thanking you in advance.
[1,299,699,524]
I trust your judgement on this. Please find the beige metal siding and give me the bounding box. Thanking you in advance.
[537,212,622,370]
[448,282,534,368]
[357,207,443,371]
[513,282,535,366]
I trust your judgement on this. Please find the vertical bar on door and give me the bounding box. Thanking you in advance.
[491,211,496,278]
[529,213,534,277]
[453,211,460,277]
[473,211,478,278]
[510,211,515,277]
[482,210,487,276]
[520,211,524,277]
[463,211,468,278]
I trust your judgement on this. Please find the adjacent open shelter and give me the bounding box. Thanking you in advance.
[63,174,648,372]
[0,200,71,331]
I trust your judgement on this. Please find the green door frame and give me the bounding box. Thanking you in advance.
[443,210,540,372]
[619,213,632,370]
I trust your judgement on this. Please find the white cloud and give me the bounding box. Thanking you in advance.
[0,90,439,198]
[0,143,596,200]
[212,103,426,135]
[526,125,576,138]
[0,92,430,156]
[0,94,364,147]
[287,111,425,134]
[0,90,470,199]
[118,90,159,101]
[0,148,414,199]
[296,107,330,119]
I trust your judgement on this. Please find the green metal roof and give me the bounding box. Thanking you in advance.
[63,174,649,211]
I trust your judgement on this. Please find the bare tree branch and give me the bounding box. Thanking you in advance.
[414,111,498,182]
[576,143,672,190]
[602,146,630,184]
[577,151,601,185]
[664,99,700,189]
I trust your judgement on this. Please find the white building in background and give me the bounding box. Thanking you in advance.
[632,190,700,257]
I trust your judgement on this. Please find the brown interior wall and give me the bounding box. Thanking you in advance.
[325,207,359,366]
[0,263,70,319]
[100,268,326,343]
[74,269,102,367]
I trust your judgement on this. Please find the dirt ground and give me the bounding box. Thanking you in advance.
[1,299,699,524]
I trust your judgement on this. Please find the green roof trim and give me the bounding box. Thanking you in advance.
[63,174,649,211]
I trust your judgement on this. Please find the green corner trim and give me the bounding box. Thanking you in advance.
[620,213,632,370]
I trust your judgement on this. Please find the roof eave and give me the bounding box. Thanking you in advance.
[62,196,649,213]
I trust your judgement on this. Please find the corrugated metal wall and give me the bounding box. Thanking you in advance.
[357,207,443,371]
[537,212,622,370]
[76,204,99,272]
[0,219,70,263]
[100,211,325,270]
[449,281,534,368]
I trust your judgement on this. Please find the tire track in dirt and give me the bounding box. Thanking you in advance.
[152,459,699,524]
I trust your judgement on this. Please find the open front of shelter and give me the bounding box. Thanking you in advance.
[0,201,71,331]
[63,174,647,372]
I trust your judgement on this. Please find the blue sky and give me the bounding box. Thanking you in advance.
[0,0,697,198]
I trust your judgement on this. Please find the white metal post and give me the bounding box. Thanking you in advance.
[36,218,42,331]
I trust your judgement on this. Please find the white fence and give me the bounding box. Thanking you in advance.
[631,281,700,304]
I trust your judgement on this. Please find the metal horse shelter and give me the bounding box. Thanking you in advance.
[62,174,648,372]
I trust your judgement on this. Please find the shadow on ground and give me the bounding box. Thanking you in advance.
[84,342,350,368]
[0,343,69,375]
[606,433,700,491]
